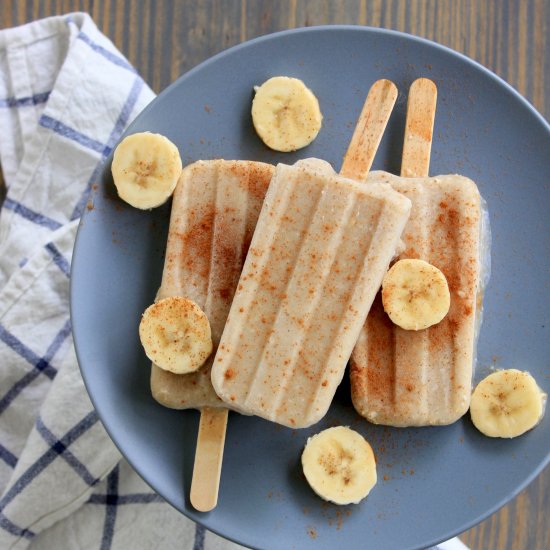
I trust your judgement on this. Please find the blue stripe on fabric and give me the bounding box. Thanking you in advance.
[0,320,71,414]
[106,76,144,151]
[88,493,164,505]
[43,319,72,363]
[0,91,51,108]
[0,411,98,509]
[45,243,71,278]
[0,363,56,415]
[193,524,206,550]
[3,198,63,230]
[0,514,35,540]
[100,466,119,550]
[0,444,17,468]
[77,32,136,72]
[0,323,57,384]
[36,417,99,486]
[64,16,134,73]
[70,74,145,220]
[0,324,42,367]
[39,115,111,156]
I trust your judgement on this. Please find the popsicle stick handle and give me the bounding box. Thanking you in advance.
[190,407,228,512]
[340,79,398,180]
[401,78,437,178]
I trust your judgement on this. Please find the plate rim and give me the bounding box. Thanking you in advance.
[126,24,550,139]
[70,24,550,550]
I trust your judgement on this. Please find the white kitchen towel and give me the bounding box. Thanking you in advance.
[0,12,469,550]
[0,12,242,550]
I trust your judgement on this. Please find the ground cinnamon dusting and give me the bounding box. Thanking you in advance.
[219,288,231,300]
[307,526,317,539]
[224,368,234,380]
[236,163,273,202]
[350,293,396,401]
[175,208,215,278]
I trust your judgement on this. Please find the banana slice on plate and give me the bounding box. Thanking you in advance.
[470,369,547,438]
[251,76,323,152]
[111,132,182,209]
[382,258,451,331]
[301,426,377,505]
[139,296,213,374]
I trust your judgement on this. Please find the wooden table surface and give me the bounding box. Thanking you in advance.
[1,1,548,549]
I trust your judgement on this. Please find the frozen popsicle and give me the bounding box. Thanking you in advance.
[350,78,485,427]
[151,159,274,511]
[211,80,412,429]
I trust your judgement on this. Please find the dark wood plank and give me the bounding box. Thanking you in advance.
[0,2,548,549]
[0,1,546,113]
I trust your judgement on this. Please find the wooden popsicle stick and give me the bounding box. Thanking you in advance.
[187,79,422,514]
[340,79,398,180]
[190,407,228,512]
[401,78,437,177]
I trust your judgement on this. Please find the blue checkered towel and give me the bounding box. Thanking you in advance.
[0,12,245,550]
[0,11,470,550]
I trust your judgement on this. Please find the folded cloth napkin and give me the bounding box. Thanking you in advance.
[0,12,470,550]
[0,12,244,550]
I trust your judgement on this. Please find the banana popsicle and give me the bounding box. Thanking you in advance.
[151,159,274,512]
[211,80,412,429]
[350,78,486,427]
[151,160,274,408]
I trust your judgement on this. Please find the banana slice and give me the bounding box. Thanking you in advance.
[251,76,323,152]
[301,426,377,505]
[382,258,450,331]
[112,132,182,209]
[139,296,213,374]
[470,369,547,438]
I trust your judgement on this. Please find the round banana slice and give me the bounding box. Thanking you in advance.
[470,369,547,438]
[112,132,182,209]
[301,426,377,505]
[251,76,323,152]
[381,258,450,331]
[139,296,213,374]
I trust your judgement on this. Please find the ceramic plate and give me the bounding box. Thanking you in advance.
[71,26,550,550]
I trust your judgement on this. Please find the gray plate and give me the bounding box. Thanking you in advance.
[71,26,550,550]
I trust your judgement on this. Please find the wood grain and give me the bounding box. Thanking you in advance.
[2,1,545,114]
[0,2,548,549]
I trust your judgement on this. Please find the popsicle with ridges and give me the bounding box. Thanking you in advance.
[211,80,412,428]
[150,159,275,511]
[350,78,484,426]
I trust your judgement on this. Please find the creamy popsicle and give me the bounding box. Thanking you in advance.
[151,159,274,511]
[211,80,412,428]
[151,160,274,409]
[350,78,485,427]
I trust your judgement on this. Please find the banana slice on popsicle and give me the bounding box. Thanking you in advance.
[470,369,547,438]
[301,426,377,505]
[112,132,182,209]
[381,258,451,331]
[251,76,323,152]
[139,296,213,374]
